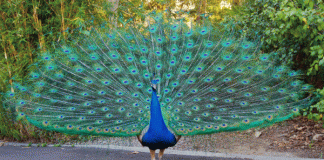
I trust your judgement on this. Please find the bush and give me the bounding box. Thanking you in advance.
[234,0,324,120]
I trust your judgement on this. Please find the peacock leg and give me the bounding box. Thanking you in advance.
[158,148,165,160]
[150,149,156,160]
[176,135,182,142]
[136,135,143,146]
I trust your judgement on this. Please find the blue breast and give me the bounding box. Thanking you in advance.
[142,89,176,150]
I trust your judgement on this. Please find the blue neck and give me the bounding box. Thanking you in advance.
[141,88,177,150]
[148,89,168,131]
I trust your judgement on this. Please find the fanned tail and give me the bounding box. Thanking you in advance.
[3,13,318,137]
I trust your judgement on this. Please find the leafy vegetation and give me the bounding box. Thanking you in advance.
[0,0,117,143]
[230,0,324,123]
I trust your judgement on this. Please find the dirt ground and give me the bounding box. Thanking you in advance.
[177,116,324,159]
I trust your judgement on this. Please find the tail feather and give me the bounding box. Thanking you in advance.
[3,13,316,137]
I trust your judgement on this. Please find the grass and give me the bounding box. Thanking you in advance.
[42,143,47,147]
[54,144,61,147]
[0,102,94,146]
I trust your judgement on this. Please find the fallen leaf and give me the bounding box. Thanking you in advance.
[312,134,324,141]
[277,133,288,137]
[255,131,262,138]
[128,151,139,155]
[297,127,306,131]
[314,124,321,128]
[289,135,298,139]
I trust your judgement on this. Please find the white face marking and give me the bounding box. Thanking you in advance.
[151,84,157,90]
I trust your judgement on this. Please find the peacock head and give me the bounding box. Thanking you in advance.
[151,73,157,91]
[151,79,157,91]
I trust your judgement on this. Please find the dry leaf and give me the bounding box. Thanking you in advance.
[128,151,139,155]
[255,131,262,138]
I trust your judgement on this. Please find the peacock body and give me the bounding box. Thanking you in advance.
[141,81,177,150]
[3,12,316,159]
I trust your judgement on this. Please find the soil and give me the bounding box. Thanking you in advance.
[177,116,324,159]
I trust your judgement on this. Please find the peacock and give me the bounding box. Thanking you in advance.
[3,12,317,160]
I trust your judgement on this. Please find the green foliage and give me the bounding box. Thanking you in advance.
[235,0,324,78]
[305,89,324,122]
[0,0,117,94]
[0,106,21,141]
[117,0,239,27]
[226,0,324,121]
[0,0,114,143]
[42,143,47,147]
[54,144,61,147]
